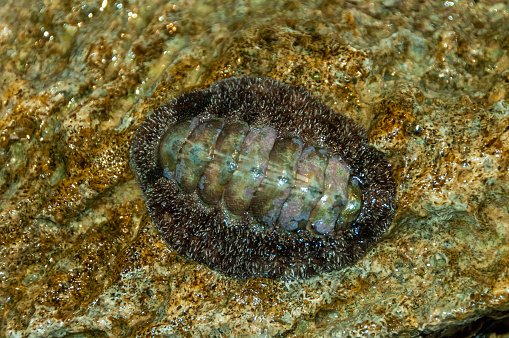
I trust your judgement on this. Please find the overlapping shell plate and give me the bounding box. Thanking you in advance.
[130,77,396,280]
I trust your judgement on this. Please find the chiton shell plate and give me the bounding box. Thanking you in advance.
[130,77,396,280]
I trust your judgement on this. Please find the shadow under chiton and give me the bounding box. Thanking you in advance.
[130,77,396,280]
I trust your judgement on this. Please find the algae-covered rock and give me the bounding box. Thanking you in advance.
[0,0,508,336]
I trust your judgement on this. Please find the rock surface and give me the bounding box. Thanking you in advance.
[0,0,508,336]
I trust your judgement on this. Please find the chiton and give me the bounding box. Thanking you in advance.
[131,77,396,280]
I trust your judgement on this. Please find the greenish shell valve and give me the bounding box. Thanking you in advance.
[158,118,362,235]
